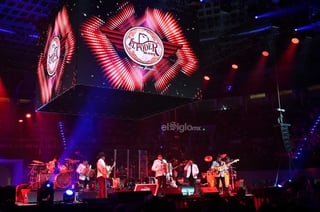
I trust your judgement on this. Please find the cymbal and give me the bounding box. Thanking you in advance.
[204,155,213,162]
[29,163,46,166]
[32,160,44,164]
[220,153,227,158]
[60,169,73,173]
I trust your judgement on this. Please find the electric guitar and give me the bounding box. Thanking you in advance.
[212,159,239,175]
[106,161,116,178]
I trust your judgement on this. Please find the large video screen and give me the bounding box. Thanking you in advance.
[37,5,76,105]
[37,0,200,106]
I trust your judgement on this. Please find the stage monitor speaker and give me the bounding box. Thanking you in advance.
[164,187,182,199]
[23,190,37,204]
[134,184,158,196]
[77,191,97,201]
[53,190,64,202]
[200,187,219,194]
[113,191,151,203]
[200,187,220,199]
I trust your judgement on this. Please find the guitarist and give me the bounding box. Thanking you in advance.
[211,155,228,193]
[96,152,111,198]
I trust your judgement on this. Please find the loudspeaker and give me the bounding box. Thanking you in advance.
[23,190,37,203]
[77,191,97,201]
[134,184,158,196]
[235,179,245,188]
[53,190,64,202]
[112,191,151,203]
[200,187,219,194]
[164,187,182,199]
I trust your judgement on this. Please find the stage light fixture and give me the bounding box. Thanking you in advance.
[37,181,54,204]
[262,51,269,57]
[18,119,24,123]
[25,113,32,119]
[291,37,299,44]
[231,64,238,70]
[63,189,75,203]
[203,75,210,81]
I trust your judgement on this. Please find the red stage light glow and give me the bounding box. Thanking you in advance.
[26,113,32,119]
[262,51,269,57]
[18,119,23,123]
[203,75,210,81]
[231,64,238,70]
[291,37,299,44]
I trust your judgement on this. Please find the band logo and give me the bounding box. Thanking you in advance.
[47,36,61,76]
[37,6,75,104]
[123,27,164,66]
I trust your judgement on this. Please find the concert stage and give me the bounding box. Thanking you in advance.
[2,185,317,212]
[11,190,256,212]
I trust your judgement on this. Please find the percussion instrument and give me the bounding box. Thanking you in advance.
[204,155,213,162]
[32,160,44,164]
[55,173,71,189]
[28,161,47,189]
[206,171,215,187]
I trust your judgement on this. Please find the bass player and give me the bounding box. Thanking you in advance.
[211,155,228,192]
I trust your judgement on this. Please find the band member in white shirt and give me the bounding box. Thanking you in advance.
[151,154,167,192]
[96,152,115,198]
[96,152,108,198]
[184,160,199,188]
[76,160,91,191]
[211,155,228,192]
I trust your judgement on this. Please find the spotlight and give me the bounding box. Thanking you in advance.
[226,85,233,92]
[18,119,24,123]
[25,113,32,119]
[63,189,75,203]
[291,37,299,44]
[37,181,54,204]
[203,75,210,81]
[262,51,269,57]
[231,64,238,70]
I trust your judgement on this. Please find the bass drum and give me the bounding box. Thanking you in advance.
[55,173,71,189]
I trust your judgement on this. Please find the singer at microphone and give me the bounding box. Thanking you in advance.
[151,154,167,195]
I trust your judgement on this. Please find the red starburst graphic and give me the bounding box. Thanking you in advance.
[81,2,198,94]
[37,6,75,104]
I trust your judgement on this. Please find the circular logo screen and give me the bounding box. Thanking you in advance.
[47,36,61,76]
[123,27,164,66]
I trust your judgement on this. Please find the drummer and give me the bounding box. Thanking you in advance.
[47,155,60,175]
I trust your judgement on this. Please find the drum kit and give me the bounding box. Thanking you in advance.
[28,158,80,189]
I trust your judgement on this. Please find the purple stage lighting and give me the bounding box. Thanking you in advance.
[294,21,320,32]
[254,5,304,20]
